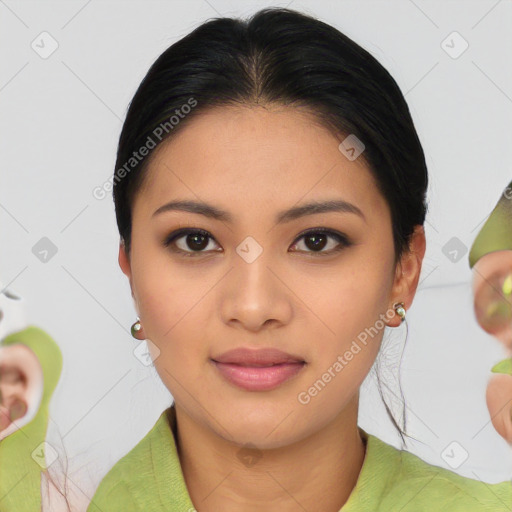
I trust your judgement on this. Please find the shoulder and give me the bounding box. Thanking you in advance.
[87,409,173,512]
[368,434,512,511]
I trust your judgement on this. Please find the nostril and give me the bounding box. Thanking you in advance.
[9,398,27,422]
[0,405,11,431]
[0,397,28,431]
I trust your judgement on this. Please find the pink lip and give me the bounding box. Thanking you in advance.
[212,360,306,391]
[211,347,307,391]
[212,347,305,366]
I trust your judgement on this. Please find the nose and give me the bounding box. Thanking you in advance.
[0,367,28,431]
[219,251,293,332]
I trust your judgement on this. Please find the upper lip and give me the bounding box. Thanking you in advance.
[212,347,305,366]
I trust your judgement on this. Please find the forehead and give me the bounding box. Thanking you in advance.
[133,105,387,222]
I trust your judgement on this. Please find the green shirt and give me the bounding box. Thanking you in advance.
[87,405,512,511]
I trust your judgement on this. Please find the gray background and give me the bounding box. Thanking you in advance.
[1,0,512,510]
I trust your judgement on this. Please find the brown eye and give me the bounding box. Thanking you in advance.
[290,228,352,255]
[181,232,210,251]
[164,228,220,257]
[303,233,329,251]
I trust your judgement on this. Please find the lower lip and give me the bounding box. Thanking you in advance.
[212,360,306,391]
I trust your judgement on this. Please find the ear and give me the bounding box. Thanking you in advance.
[118,241,144,338]
[387,225,426,327]
[118,240,134,299]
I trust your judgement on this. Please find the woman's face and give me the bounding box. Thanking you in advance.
[120,104,422,448]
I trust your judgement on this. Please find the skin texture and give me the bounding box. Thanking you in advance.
[119,104,426,512]
[472,249,512,443]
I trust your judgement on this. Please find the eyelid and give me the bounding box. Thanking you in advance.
[291,227,351,256]
[163,227,351,256]
[163,228,220,257]
[293,227,348,241]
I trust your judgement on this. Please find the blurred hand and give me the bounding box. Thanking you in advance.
[472,250,512,443]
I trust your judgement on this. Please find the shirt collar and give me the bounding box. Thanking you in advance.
[154,403,400,511]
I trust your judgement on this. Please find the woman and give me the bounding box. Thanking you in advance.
[86,7,511,511]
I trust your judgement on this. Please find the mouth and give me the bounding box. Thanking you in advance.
[211,361,304,367]
[211,347,306,366]
[210,359,306,391]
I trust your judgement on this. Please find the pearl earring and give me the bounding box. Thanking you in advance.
[394,302,406,323]
[131,317,142,339]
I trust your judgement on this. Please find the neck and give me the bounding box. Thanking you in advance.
[174,396,366,512]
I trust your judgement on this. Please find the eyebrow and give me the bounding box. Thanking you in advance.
[152,198,366,224]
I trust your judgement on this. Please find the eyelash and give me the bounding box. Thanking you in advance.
[163,227,352,258]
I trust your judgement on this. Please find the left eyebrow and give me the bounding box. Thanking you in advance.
[152,198,366,224]
[275,199,366,224]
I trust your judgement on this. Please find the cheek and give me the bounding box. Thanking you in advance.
[134,264,217,368]
[302,262,391,351]
[300,270,390,407]
[138,279,212,399]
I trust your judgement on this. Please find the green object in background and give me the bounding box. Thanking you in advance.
[503,273,512,296]
[468,179,512,269]
[0,326,63,512]
[491,358,512,375]
[468,179,512,376]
